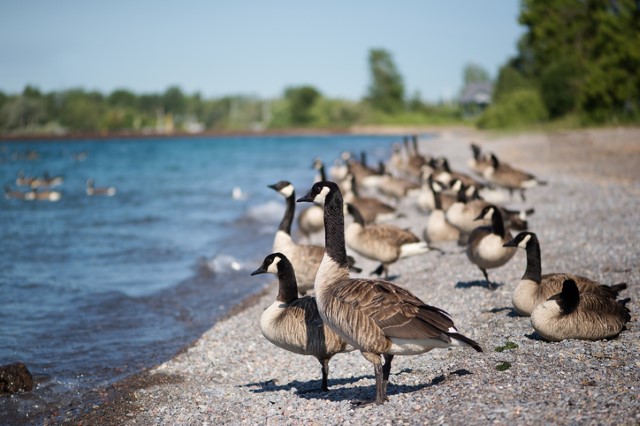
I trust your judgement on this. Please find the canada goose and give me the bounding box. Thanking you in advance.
[467,143,492,177]
[345,203,429,278]
[86,179,116,196]
[251,252,354,391]
[446,181,532,242]
[405,135,430,178]
[16,170,36,187]
[423,179,460,243]
[32,171,63,188]
[27,188,62,202]
[297,181,482,406]
[297,159,328,239]
[4,185,35,201]
[430,156,483,189]
[269,180,326,295]
[483,154,546,201]
[466,205,516,288]
[503,231,628,316]
[416,173,455,213]
[373,168,420,201]
[343,175,397,223]
[531,279,631,341]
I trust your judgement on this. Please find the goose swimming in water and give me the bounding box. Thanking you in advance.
[298,181,482,406]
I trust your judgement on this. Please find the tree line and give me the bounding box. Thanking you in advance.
[1,0,638,136]
[480,0,639,128]
[0,49,462,137]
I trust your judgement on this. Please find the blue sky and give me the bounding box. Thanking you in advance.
[0,1,523,102]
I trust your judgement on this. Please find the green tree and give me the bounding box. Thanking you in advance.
[463,63,491,86]
[0,96,47,131]
[58,89,105,132]
[284,85,321,125]
[366,48,405,113]
[162,86,186,115]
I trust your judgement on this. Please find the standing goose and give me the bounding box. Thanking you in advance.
[345,203,429,278]
[531,279,631,341]
[423,179,460,243]
[269,180,326,295]
[343,175,397,223]
[270,180,360,294]
[297,159,327,239]
[503,231,628,316]
[483,153,546,201]
[298,181,482,406]
[467,143,492,177]
[466,205,517,288]
[251,253,353,391]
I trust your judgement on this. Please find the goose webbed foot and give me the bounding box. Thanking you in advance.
[370,263,385,277]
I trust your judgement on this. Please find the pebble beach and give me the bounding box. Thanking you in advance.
[69,127,640,425]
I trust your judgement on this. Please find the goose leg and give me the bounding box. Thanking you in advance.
[382,354,394,396]
[370,263,385,277]
[520,189,527,201]
[351,352,386,406]
[320,358,330,392]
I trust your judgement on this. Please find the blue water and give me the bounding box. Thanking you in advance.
[0,134,408,424]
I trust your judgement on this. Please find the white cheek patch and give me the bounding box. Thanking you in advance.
[314,186,330,205]
[267,256,281,274]
[484,208,495,220]
[519,234,531,249]
[280,184,294,198]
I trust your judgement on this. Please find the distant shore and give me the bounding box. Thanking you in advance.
[65,126,639,425]
[0,125,470,142]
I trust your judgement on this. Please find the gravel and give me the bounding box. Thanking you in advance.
[72,128,640,425]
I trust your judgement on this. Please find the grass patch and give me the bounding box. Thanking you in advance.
[494,341,519,352]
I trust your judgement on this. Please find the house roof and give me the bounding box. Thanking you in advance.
[459,81,494,105]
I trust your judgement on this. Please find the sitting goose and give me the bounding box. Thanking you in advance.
[345,203,429,278]
[251,253,354,391]
[503,231,628,316]
[531,279,631,341]
[342,175,397,223]
[298,181,482,406]
[466,205,517,289]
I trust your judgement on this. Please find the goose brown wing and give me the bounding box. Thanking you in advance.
[332,278,455,341]
[365,224,420,245]
[574,292,631,322]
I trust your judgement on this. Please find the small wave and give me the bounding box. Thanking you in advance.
[195,253,245,278]
[242,200,283,224]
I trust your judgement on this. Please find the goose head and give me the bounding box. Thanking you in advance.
[251,252,284,276]
[474,204,497,222]
[503,231,537,249]
[297,181,340,206]
[268,180,294,198]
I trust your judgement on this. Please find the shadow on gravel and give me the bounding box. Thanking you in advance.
[486,306,520,317]
[242,368,475,403]
[455,280,502,290]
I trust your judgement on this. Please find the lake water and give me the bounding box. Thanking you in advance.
[0,134,410,424]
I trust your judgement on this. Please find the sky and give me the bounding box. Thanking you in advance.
[0,1,524,102]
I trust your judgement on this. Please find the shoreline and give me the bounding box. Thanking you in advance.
[67,127,639,425]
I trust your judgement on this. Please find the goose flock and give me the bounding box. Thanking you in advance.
[251,135,632,406]
[4,169,117,201]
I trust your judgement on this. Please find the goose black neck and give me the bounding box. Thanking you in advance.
[279,192,295,234]
[350,176,360,197]
[276,258,299,303]
[319,164,327,181]
[456,185,467,203]
[522,234,542,283]
[490,209,506,237]
[324,190,349,269]
[431,185,443,211]
[559,280,580,315]
[348,204,366,226]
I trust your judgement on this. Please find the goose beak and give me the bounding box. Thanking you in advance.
[503,239,517,248]
[250,266,266,276]
[267,183,278,190]
[297,192,313,203]
[473,212,485,221]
